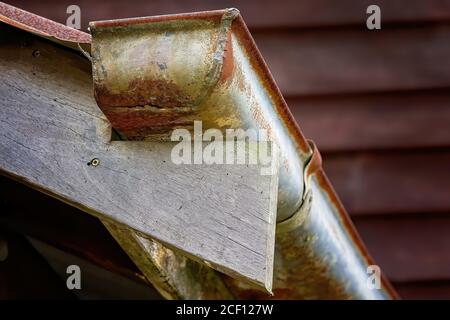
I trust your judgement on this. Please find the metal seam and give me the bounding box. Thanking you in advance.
[190,8,240,108]
[77,43,92,62]
[276,140,321,232]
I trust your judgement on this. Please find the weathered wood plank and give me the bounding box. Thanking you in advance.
[288,91,450,152]
[0,175,236,298]
[0,174,143,282]
[7,176,450,289]
[0,25,278,290]
[103,222,234,299]
[1,173,233,298]
[8,0,450,30]
[323,151,450,215]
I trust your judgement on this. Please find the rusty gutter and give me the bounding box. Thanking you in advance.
[0,2,90,47]
[0,3,398,299]
[89,8,309,220]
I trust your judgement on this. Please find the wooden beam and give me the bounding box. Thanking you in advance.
[0,24,278,291]
[103,222,234,299]
[0,173,232,298]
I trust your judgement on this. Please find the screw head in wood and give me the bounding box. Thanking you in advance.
[88,158,100,167]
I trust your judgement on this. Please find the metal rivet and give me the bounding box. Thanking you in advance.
[88,158,100,167]
[32,49,40,58]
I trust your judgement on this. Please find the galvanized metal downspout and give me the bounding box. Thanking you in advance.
[88,8,397,299]
[224,142,397,299]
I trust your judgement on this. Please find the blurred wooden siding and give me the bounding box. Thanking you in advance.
[4,0,450,299]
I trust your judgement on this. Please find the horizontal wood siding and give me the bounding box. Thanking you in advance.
[3,0,450,299]
[7,0,450,29]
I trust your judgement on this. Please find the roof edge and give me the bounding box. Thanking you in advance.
[0,2,90,45]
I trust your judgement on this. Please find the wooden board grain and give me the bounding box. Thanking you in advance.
[1,172,232,298]
[288,91,450,152]
[254,24,450,96]
[6,0,450,30]
[0,175,236,298]
[7,176,450,287]
[7,171,450,295]
[323,151,450,215]
[0,25,279,290]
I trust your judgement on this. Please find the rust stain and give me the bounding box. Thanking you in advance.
[90,10,225,29]
[95,78,193,109]
[224,140,398,299]
[231,15,310,155]
[91,9,239,137]
[2,3,398,299]
[305,140,323,178]
[0,2,90,43]
[104,108,194,138]
[218,31,235,84]
[92,12,395,299]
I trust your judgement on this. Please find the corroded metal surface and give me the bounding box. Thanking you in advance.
[1,4,398,299]
[90,9,308,221]
[224,142,398,299]
[0,1,90,46]
[89,9,397,299]
[0,19,245,298]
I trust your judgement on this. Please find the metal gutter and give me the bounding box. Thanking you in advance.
[0,3,398,299]
[89,9,309,221]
